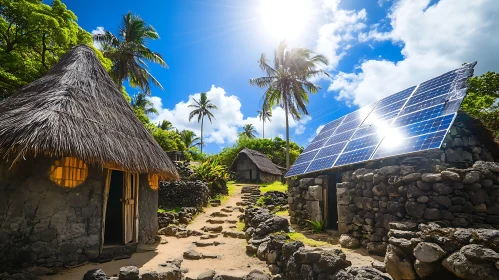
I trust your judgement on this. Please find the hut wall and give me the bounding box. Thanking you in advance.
[260,171,281,183]
[235,154,259,181]
[0,156,106,271]
[138,174,159,244]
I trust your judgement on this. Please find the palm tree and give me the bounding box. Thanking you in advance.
[92,12,167,93]
[250,41,328,169]
[180,130,201,149]
[239,124,257,139]
[158,120,174,130]
[131,92,158,115]
[188,92,218,154]
[257,105,272,138]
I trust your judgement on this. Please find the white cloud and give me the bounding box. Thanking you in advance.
[377,0,391,7]
[91,26,105,50]
[308,124,326,142]
[329,0,499,106]
[148,85,312,145]
[315,0,368,71]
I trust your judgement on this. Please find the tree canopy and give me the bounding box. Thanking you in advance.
[0,0,111,98]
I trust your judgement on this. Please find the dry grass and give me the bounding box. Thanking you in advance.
[260,181,288,193]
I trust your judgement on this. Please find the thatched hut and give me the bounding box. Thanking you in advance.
[0,45,178,271]
[230,148,284,182]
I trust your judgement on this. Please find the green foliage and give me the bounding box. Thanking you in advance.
[188,146,207,161]
[462,71,499,136]
[0,0,111,98]
[189,92,218,154]
[239,124,257,138]
[152,128,187,152]
[131,92,158,115]
[286,232,330,247]
[213,136,303,168]
[260,181,288,193]
[192,159,230,197]
[305,219,327,232]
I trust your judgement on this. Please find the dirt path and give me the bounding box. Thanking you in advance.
[42,184,268,279]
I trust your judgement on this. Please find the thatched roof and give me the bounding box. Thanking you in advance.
[0,44,178,179]
[231,148,283,175]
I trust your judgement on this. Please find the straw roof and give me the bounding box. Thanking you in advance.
[231,148,283,175]
[0,44,178,179]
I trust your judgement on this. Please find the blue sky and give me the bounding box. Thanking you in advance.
[62,0,499,154]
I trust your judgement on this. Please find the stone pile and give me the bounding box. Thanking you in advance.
[288,176,328,226]
[158,180,209,210]
[257,191,288,212]
[157,225,204,239]
[173,161,194,179]
[383,222,499,280]
[337,161,499,255]
[240,186,261,206]
[242,207,289,240]
[158,207,198,228]
[83,262,183,280]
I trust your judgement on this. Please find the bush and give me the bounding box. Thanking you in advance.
[191,159,230,197]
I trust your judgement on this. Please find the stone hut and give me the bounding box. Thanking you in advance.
[286,63,499,255]
[230,148,284,183]
[0,45,179,272]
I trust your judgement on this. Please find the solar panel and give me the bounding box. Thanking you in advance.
[285,62,476,178]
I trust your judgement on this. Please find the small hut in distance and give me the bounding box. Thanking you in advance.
[0,45,178,271]
[230,148,284,182]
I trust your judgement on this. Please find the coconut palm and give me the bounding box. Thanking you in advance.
[92,12,167,93]
[179,130,201,149]
[250,41,328,169]
[257,105,272,138]
[188,92,218,154]
[131,92,158,115]
[158,120,174,131]
[239,124,257,139]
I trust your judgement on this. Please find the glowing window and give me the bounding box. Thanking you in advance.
[148,174,159,190]
[49,157,88,188]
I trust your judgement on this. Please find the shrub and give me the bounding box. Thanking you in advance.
[306,219,327,232]
[192,159,230,197]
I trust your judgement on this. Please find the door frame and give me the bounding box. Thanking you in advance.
[101,166,140,250]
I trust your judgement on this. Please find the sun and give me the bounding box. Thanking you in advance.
[260,0,311,40]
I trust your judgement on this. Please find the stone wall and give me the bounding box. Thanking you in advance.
[138,174,159,244]
[384,222,499,280]
[288,176,328,226]
[338,161,499,255]
[0,156,106,271]
[158,180,209,210]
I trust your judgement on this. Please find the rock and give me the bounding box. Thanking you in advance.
[416,180,432,191]
[414,242,446,263]
[257,242,269,261]
[332,266,392,280]
[373,183,387,196]
[371,260,386,273]
[119,266,139,280]
[384,244,417,280]
[422,173,441,183]
[441,170,461,182]
[433,196,452,208]
[222,231,245,239]
[183,249,203,260]
[406,186,423,198]
[202,225,223,233]
[213,270,247,280]
[405,202,426,218]
[380,166,400,175]
[463,171,481,184]
[307,185,323,201]
[417,196,429,203]
[414,259,434,278]
[313,249,352,274]
[442,249,499,280]
[424,208,441,220]
[197,270,216,280]
[433,183,452,195]
[246,270,271,280]
[366,242,387,256]
[267,250,277,264]
[246,244,258,253]
[389,221,418,231]
[84,269,107,280]
[461,244,499,262]
[210,212,229,217]
[339,234,361,249]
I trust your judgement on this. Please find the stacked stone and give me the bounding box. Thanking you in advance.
[243,207,289,241]
[158,180,209,210]
[442,121,494,165]
[172,161,194,179]
[240,186,261,206]
[157,207,198,228]
[338,161,499,255]
[258,191,288,211]
[384,222,499,280]
[288,176,328,226]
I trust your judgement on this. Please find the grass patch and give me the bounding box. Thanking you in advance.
[211,181,238,206]
[260,181,288,193]
[275,209,289,217]
[157,206,182,214]
[287,232,331,247]
[236,221,245,232]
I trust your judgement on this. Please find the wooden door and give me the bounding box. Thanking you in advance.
[122,172,139,244]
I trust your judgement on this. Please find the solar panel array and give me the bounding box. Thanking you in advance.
[285,62,476,178]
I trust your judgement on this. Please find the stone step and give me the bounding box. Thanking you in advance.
[183,249,220,260]
[221,208,233,213]
[193,240,224,247]
[222,231,245,239]
[206,219,225,224]
[210,202,221,207]
[227,220,238,224]
[200,233,218,240]
[236,202,248,206]
[210,212,229,217]
[201,225,223,233]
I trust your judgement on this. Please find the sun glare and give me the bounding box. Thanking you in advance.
[260,0,310,40]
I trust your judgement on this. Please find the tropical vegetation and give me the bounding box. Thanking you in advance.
[191,159,230,197]
[92,12,167,93]
[257,105,272,138]
[189,92,218,154]
[239,124,257,139]
[250,40,329,169]
[131,92,158,115]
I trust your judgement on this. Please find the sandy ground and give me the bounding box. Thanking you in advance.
[42,184,380,279]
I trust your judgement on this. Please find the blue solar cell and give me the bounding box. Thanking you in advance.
[343,134,381,153]
[415,72,459,94]
[313,130,334,142]
[392,99,463,128]
[343,103,376,123]
[394,114,454,138]
[372,99,406,116]
[304,138,328,153]
[325,129,356,145]
[373,130,447,159]
[293,150,319,165]
[376,86,415,108]
[335,119,362,134]
[320,116,345,133]
[401,93,450,116]
[408,84,452,106]
[285,162,310,177]
[315,141,348,159]
[334,146,377,166]
[306,155,338,173]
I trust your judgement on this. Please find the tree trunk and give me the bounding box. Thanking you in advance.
[200,116,204,154]
[262,120,265,139]
[284,95,290,170]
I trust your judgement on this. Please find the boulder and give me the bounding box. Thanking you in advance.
[414,260,434,278]
[422,173,442,183]
[332,266,392,280]
[405,202,426,218]
[313,249,352,274]
[197,270,216,280]
[339,234,361,249]
[367,242,387,256]
[413,242,446,263]
[119,266,139,280]
[461,244,499,262]
[84,269,107,280]
[384,244,417,280]
[433,183,452,195]
[183,249,203,260]
[463,171,481,184]
[441,170,461,182]
[442,248,499,280]
[424,208,442,220]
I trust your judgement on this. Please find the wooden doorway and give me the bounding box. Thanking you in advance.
[327,173,341,230]
[103,170,139,245]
